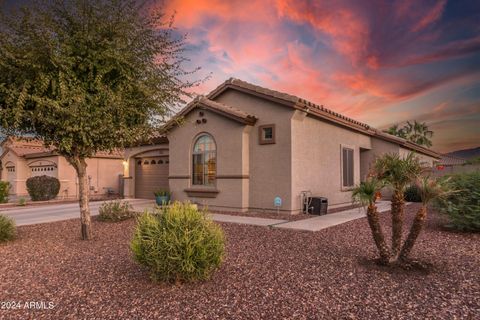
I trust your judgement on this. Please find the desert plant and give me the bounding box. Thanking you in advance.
[131,202,225,283]
[374,152,423,257]
[352,178,390,264]
[0,181,9,203]
[26,175,60,201]
[404,184,422,202]
[0,214,16,242]
[17,197,27,206]
[153,190,171,197]
[436,172,480,232]
[97,201,133,222]
[399,176,454,261]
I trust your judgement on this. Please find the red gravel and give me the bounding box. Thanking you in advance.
[0,203,478,319]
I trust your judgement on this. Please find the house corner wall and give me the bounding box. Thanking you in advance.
[290,112,372,211]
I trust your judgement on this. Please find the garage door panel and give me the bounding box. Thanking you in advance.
[135,156,169,199]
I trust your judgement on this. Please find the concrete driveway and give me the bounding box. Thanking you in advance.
[1,199,156,226]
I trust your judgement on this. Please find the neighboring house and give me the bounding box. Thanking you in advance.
[0,137,124,199]
[123,78,440,213]
[433,154,479,176]
[438,154,467,167]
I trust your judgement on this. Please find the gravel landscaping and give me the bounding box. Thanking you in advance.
[0,203,478,319]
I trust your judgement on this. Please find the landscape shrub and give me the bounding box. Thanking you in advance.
[17,197,27,206]
[131,202,225,283]
[98,200,133,222]
[26,175,60,201]
[0,181,9,203]
[404,184,422,202]
[0,214,16,242]
[436,172,480,232]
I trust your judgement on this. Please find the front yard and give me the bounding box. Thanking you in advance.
[1,203,478,319]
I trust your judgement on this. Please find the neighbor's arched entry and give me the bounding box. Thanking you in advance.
[4,161,16,194]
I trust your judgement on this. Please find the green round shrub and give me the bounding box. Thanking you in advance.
[26,175,60,201]
[131,202,225,283]
[0,214,16,242]
[404,184,422,202]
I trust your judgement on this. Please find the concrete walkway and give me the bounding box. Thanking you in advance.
[211,213,287,226]
[273,201,393,231]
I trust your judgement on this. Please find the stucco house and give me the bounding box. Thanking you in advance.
[0,137,124,199]
[123,78,440,213]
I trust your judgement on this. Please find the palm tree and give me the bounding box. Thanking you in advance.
[384,124,406,138]
[399,177,453,261]
[374,152,423,258]
[403,121,433,147]
[352,178,391,264]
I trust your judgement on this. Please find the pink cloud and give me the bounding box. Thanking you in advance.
[411,0,447,32]
[275,0,369,65]
[161,0,479,152]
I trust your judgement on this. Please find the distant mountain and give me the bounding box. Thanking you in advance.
[446,147,480,160]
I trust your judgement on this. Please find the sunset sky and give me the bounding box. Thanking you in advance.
[162,0,480,153]
[2,0,479,153]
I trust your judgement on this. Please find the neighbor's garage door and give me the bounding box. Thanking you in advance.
[135,156,169,199]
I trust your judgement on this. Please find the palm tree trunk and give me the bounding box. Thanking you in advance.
[391,191,405,258]
[399,206,427,261]
[366,204,391,264]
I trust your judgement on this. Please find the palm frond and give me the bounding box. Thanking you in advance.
[352,178,384,207]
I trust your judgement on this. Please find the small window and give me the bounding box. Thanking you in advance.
[143,160,149,165]
[151,160,156,164]
[159,160,163,164]
[137,160,142,165]
[166,160,169,164]
[259,124,276,144]
[342,147,354,188]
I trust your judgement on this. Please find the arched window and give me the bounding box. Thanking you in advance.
[192,134,216,186]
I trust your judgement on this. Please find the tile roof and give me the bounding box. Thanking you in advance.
[1,137,123,159]
[208,78,371,129]
[207,78,440,159]
[163,96,257,132]
[439,155,467,166]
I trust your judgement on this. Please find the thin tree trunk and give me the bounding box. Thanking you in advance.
[366,203,391,265]
[68,156,92,240]
[391,191,405,259]
[399,206,427,261]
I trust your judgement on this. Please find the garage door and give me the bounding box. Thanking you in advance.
[135,156,169,199]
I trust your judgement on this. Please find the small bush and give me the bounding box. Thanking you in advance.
[26,175,60,201]
[154,189,171,197]
[0,215,16,242]
[436,172,480,232]
[0,181,9,203]
[131,202,225,283]
[98,200,133,222]
[404,184,422,202]
[17,197,27,206]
